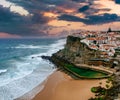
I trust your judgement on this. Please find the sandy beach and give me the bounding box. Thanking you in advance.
[33,71,107,100]
[18,71,107,100]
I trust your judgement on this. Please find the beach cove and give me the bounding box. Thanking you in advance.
[17,34,116,100]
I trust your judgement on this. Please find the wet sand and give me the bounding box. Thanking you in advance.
[31,71,107,100]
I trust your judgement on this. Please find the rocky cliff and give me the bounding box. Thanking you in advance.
[53,36,112,66]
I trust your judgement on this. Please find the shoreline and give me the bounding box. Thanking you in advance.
[17,70,107,100]
[15,69,57,100]
[15,79,47,100]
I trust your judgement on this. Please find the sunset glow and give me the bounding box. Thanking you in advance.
[0,1,120,100]
[64,9,75,13]
[0,0,120,38]
[94,0,120,15]
[0,33,21,38]
[43,12,58,18]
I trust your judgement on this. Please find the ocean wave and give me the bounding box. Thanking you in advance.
[0,69,7,74]
[10,38,66,50]
[46,39,66,56]
[0,38,66,84]
[12,44,49,49]
[0,38,66,100]
[0,68,56,100]
[0,56,56,100]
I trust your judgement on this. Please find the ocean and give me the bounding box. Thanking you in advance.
[0,38,66,100]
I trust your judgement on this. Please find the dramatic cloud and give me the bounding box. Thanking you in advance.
[58,13,120,25]
[58,14,83,22]
[72,0,85,2]
[0,5,50,37]
[0,0,120,37]
[78,5,89,12]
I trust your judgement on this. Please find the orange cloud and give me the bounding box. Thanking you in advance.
[64,9,75,13]
[57,6,76,14]
[43,12,58,18]
[94,0,120,15]
[48,18,120,35]
[0,32,21,38]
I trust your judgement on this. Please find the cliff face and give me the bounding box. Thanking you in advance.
[54,36,102,65]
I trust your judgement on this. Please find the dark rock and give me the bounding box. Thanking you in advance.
[32,57,34,59]
[41,55,51,61]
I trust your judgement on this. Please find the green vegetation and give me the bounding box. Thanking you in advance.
[89,78,113,100]
[89,86,107,100]
[91,86,106,95]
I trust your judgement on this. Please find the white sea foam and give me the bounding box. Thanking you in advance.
[47,39,65,56]
[11,38,66,50]
[0,38,66,100]
[0,69,7,74]
[12,44,49,49]
[0,67,56,100]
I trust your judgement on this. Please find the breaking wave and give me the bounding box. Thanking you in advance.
[0,38,66,100]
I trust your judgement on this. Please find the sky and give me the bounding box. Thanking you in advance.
[0,0,120,38]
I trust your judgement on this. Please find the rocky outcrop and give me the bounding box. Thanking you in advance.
[41,55,51,61]
[53,36,113,67]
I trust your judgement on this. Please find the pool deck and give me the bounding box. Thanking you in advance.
[75,64,115,75]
